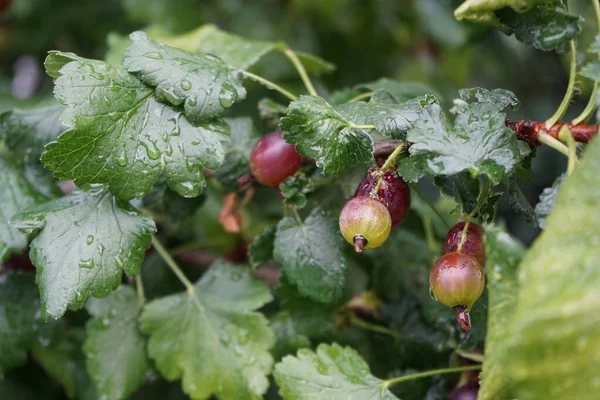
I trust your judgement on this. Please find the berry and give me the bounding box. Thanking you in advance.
[249,131,303,187]
[429,252,485,331]
[355,168,411,227]
[339,196,392,252]
[444,222,486,264]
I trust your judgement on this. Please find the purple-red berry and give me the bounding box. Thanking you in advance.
[451,383,479,400]
[429,252,485,331]
[355,168,411,227]
[339,196,392,252]
[249,131,302,187]
[444,222,486,264]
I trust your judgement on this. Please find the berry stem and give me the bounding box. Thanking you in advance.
[135,275,146,306]
[349,314,400,339]
[558,125,578,175]
[152,235,195,293]
[572,85,597,125]
[380,142,406,170]
[538,131,570,157]
[545,41,577,129]
[348,91,374,102]
[382,365,481,389]
[410,184,451,229]
[457,176,490,253]
[240,69,298,101]
[282,48,318,96]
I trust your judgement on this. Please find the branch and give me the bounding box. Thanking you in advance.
[506,119,597,147]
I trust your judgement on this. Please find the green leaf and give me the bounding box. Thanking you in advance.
[10,189,155,319]
[534,173,565,229]
[274,343,399,400]
[140,259,275,400]
[508,178,537,225]
[0,272,40,374]
[274,208,348,304]
[270,312,312,361]
[279,172,315,209]
[396,152,425,183]
[213,117,260,191]
[123,31,246,124]
[406,89,521,185]
[454,0,550,24]
[84,285,148,400]
[258,98,287,127]
[42,51,231,200]
[496,2,581,53]
[434,172,480,214]
[355,78,438,103]
[0,155,47,263]
[280,95,421,174]
[478,225,524,400]
[502,137,600,399]
[31,331,79,399]
[248,225,277,269]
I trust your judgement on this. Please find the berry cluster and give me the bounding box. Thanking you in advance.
[339,167,411,252]
[430,221,486,331]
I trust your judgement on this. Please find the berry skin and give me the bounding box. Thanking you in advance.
[355,168,411,227]
[429,252,485,331]
[444,222,486,264]
[451,383,479,400]
[339,196,392,252]
[249,131,303,187]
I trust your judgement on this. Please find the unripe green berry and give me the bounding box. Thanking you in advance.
[339,196,392,252]
[429,252,485,330]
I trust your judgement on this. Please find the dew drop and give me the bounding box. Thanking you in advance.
[79,258,94,269]
[86,235,95,245]
[181,79,192,91]
[144,52,163,60]
[140,140,161,160]
[116,149,128,167]
[429,287,438,302]
[218,81,238,108]
[188,95,197,107]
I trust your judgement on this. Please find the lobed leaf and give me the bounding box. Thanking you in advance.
[454,0,551,24]
[274,343,399,400]
[140,260,275,400]
[248,225,276,269]
[0,272,40,374]
[43,51,230,200]
[123,31,246,124]
[10,189,155,319]
[502,137,600,399]
[84,285,149,400]
[0,155,47,263]
[274,208,348,304]
[406,89,522,185]
[534,173,564,229]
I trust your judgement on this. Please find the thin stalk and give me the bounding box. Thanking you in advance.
[538,131,570,156]
[349,91,374,102]
[558,125,578,175]
[545,41,577,129]
[152,236,195,293]
[382,365,481,389]
[349,315,400,340]
[458,177,491,252]
[410,184,451,229]
[283,48,318,96]
[422,217,439,252]
[135,275,146,306]
[456,349,485,363]
[240,70,297,101]
[380,142,406,170]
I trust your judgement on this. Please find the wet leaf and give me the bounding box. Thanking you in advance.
[534,173,565,229]
[42,51,231,200]
[274,343,400,400]
[10,189,155,319]
[140,259,274,400]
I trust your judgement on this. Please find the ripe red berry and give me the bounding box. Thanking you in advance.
[249,131,302,187]
[339,196,392,252]
[451,383,479,400]
[429,252,485,331]
[444,222,486,264]
[355,168,411,227]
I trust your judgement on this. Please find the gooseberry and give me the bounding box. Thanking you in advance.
[444,221,486,264]
[339,196,392,252]
[429,252,485,331]
[249,131,302,187]
[355,168,411,227]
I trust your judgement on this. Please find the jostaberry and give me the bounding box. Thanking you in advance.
[444,222,486,264]
[249,131,303,187]
[355,168,411,227]
[429,252,485,331]
[339,196,392,252]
